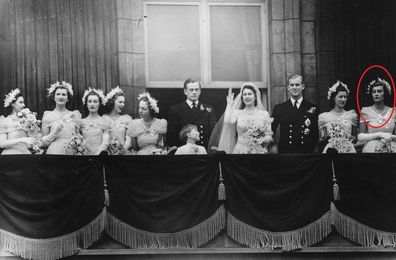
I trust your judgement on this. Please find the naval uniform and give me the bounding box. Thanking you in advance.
[167,100,216,149]
[271,98,319,153]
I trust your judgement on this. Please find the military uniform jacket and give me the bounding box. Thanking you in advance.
[167,101,216,148]
[271,99,319,153]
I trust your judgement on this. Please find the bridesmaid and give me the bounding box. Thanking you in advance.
[80,88,111,155]
[358,78,396,152]
[102,86,132,154]
[318,81,358,153]
[128,92,167,155]
[41,81,81,154]
[0,89,36,154]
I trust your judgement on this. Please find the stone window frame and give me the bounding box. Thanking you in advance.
[142,0,270,89]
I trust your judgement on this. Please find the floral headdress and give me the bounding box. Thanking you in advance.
[47,81,73,97]
[327,80,349,100]
[82,88,106,105]
[367,78,391,95]
[4,88,21,108]
[137,92,159,114]
[103,86,124,105]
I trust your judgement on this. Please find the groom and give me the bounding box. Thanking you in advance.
[271,74,319,153]
[167,78,217,149]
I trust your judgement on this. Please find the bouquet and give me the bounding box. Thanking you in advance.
[375,137,396,153]
[245,119,273,154]
[66,132,89,155]
[30,138,44,154]
[327,121,354,153]
[15,108,41,137]
[107,137,125,155]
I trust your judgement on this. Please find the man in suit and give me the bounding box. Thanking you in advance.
[271,74,319,153]
[167,78,217,149]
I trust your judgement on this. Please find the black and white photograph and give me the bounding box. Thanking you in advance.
[0,0,396,259]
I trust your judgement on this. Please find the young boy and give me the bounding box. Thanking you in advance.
[175,124,207,155]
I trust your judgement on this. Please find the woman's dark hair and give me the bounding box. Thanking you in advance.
[104,93,125,114]
[49,86,73,109]
[138,96,157,118]
[329,85,349,109]
[83,91,104,116]
[5,93,23,116]
[241,85,258,108]
[368,80,392,106]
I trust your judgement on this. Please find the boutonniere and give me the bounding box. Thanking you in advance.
[306,107,317,114]
[206,107,212,113]
[200,104,205,111]
[304,128,310,135]
[305,118,311,127]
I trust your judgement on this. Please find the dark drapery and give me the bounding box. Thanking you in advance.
[0,155,105,260]
[333,154,396,246]
[104,155,225,248]
[222,154,333,250]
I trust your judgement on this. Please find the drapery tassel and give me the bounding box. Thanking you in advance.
[227,211,332,251]
[331,160,340,201]
[103,164,110,207]
[332,205,396,247]
[106,206,226,249]
[0,208,106,260]
[218,162,226,201]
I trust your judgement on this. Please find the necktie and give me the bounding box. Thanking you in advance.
[192,101,197,110]
[293,101,298,110]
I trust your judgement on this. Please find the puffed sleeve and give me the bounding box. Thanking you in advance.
[122,114,133,127]
[0,116,7,135]
[41,111,52,128]
[361,107,369,123]
[349,110,358,126]
[127,119,141,138]
[100,116,112,133]
[318,112,327,129]
[155,119,167,134]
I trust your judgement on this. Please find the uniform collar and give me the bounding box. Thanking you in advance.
[290,97,303,108]
[186,99,199,109]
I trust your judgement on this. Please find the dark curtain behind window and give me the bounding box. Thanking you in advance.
[316,0,396,112]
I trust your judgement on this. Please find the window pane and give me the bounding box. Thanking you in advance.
[146,5,201,82]
[210,5,262,82]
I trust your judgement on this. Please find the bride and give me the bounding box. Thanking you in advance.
[211,83,273,154]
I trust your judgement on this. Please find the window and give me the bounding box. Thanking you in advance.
[144,1,268,88]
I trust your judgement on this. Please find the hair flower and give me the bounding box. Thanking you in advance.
[367,78,391,95]
[327,80,349,100]
[4,88,21,108]
[82,88,106,105]
[47,81,73,97]
[137,92,159,114]
[103,86,124,105]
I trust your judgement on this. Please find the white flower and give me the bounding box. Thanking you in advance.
[82,88,106,105]
[137,92,160,114]
[367,78,392,95]
[327,81,349,100]
[4,88,21,108]
[103,86,124,105]
[305,118,311,127]
[47,81,73,97]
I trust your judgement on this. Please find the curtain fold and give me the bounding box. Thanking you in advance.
[104,155,225,248]
[222,154,333,250]
[0,155,106,260]
[333,154,396,247]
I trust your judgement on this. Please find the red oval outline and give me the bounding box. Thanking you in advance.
[356,64,396,129]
